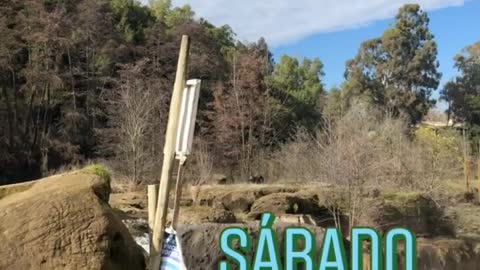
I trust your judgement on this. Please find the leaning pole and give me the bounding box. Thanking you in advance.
[149,35,190,270]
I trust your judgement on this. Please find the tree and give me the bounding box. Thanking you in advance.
[344,4,440,124]
[110,0,154,44]
[150,0,171,21]
[0,0,134,182]
[415,126,463,191]
[200,19,236,56]
[323,87,345,121]
[269,55,324,142]
[209,47,268,178]
[104,60,167,184]
[440,42,480,129]
[150,0,194,28]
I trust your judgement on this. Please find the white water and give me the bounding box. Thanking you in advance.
[134,232,150,254]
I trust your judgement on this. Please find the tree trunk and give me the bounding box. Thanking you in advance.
[1,86,14,146]
[67,47,77,111]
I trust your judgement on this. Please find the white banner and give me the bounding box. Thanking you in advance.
[160,228,188,270]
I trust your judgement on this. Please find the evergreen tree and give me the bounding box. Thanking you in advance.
[441,42,480,129]
[343,4,441,123]
[269,55,324,142]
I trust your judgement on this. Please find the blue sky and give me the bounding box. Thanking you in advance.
[272,0,479,105]
[162,0,479,108]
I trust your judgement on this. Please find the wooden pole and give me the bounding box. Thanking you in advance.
[147,184,158,254]
[150,35,190,270]
[172,159,186,229]
[463,128,470,190]
[477,139,480,202]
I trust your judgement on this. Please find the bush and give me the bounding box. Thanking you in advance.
[270,102,463,229]
[272,103,463,191]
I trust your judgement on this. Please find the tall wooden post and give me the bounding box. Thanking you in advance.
[463,128,470,190]
[150,35,190,270]
[477,139,480,202]
[147,184,158,254]
[171,159,186,229]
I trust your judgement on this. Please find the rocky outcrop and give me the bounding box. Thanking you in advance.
[177,222,326,270]
[168,206,237,225]
[247,192,331,221]
[177,223,480,270]
[0,169,145,270]
[361,192,454,237]
[415,237,480,270]
[196,184,302,212]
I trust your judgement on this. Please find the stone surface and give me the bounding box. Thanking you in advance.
[247,192,329,220]
[361,193,454,237]
[177,222,326,270]
[0,171,145,270]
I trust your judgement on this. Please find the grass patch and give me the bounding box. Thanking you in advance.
[82,164,111,182]
[382,191,433,218]
[383,191,425,204]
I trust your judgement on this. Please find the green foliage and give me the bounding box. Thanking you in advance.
[0,0,471,186]
[150,0,171,21]
[343,4,440,124]
[414,126,464,185]
[110,0,154,44]
[165,5,194,27]
[200,19,236,56]
[82,164,111,182]
[269,55,324,141]
[441,42,480,131]
[323,87,344,121]
[415,126,463,162]
[151,0,194,28]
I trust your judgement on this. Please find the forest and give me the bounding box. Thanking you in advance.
[1,0,479,191]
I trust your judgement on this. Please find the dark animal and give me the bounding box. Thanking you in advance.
[248,175,265,184]
[213,174,228,185]
[217,177,227,185]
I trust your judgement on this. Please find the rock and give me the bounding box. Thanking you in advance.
[177,222,327,270]
[217,192,256,212]
[177,223,480,270]
[204,209,236,223]
[197,184,302,213]
[167,206,237,225]
[360,236,480,270]
[445,203,480,235]
[0,169,145,270]
[123,218,149,238]
[110,190,147,219]
[247,192,330,220]
[416,237,480,270]
[360,192,454,237]
[276,214,318,226]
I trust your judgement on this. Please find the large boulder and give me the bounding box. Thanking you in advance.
[177,223,480,270]
[167,206,237,225]
[177,222,327,270]
[0,168,145,270]
[196,184,301,213]
[247,192,330,221]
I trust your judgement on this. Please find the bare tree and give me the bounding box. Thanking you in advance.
[208,48,268,180]
[105,60,167,185]
[271,102,463,231]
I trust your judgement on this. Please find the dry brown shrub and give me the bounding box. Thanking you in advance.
[270,102,463,229]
